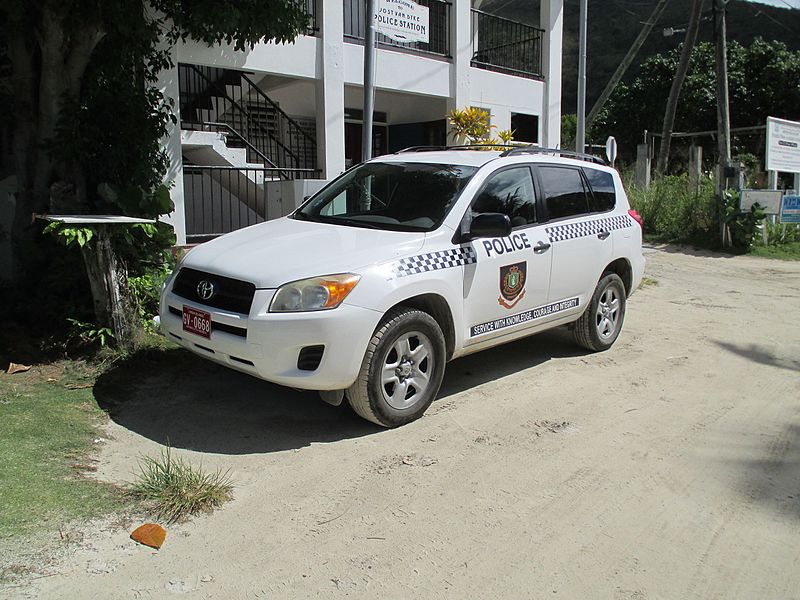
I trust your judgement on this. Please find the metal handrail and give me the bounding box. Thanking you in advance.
[183,121,281,170]
[470,9,544,79]
[185,65,304,168]
[239,72,317,148]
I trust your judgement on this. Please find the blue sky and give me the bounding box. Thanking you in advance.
[746,0,800,8]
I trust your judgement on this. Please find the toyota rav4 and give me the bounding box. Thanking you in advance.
[159,147,645,427]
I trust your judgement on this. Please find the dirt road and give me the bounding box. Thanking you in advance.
[6,246,800,599]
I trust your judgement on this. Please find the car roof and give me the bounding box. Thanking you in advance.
[371,149,613,172]
[374,150,504,168]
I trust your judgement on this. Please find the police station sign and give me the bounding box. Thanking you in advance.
[375,0,429,44]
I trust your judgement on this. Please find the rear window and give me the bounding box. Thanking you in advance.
[583,168,616,212]
[539,166,590,220]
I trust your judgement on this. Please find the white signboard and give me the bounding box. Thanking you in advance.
[740,189,783,214]
[375,0,429,44]
[766,116,800,173]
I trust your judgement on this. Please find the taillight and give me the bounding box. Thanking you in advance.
[628,209,643,229]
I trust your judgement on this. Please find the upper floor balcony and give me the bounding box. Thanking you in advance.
[304,1,545,79]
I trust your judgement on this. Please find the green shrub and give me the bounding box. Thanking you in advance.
[760,220,800,247]
[626,174,718,244]
[128,253,175,333]
[723,191,766,252]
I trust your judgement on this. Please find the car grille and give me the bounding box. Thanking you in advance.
[171,267,256,315]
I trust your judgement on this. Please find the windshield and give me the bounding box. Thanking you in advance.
[294,162,478,232]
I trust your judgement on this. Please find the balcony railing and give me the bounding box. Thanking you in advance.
[471,10,543,79]
[344,0,451,58]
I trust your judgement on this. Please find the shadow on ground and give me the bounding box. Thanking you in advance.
[93,328,584,455]
[713,340,800,372]
[732,420,800,520]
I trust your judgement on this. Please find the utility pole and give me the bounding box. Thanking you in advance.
[714,0,732,244]
[714,0,732,190]
[587,0,670,128]
[362,0,377,162]
[576,0,588,153]
[657,0,703,174]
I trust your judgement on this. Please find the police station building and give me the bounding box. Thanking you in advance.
[158,0,565,245]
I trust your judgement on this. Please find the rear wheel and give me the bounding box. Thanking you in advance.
[573,273,626,352]
[347,308,446,427]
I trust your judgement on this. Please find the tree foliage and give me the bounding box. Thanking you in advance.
[594,39,800,163]
[0,0,310,343]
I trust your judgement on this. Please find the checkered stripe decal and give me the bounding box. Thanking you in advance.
[394,247,477,277]
[546,214,632,243]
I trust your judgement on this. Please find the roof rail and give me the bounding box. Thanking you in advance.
[395,144,513,154]
[499,146,607,165]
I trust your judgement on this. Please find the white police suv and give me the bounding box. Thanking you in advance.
[159,147,645,427]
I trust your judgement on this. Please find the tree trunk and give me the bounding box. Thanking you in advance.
[657,0,704,174]
[80,228,139,352]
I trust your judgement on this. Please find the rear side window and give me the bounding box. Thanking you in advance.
[539,166,589,220]
[583,168,616,212]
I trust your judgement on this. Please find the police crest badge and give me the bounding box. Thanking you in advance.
[498,261,527,309]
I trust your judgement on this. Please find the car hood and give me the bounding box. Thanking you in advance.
[181,217,426,288]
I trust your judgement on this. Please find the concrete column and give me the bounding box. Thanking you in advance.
[316,2,346,179]
[540,0,563,148]
[447,0,472,141]
[636,143,652,189]
[157,46,187,246]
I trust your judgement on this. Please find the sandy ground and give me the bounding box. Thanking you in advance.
[3,245,800,600]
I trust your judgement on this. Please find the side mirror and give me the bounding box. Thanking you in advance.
[467,213,512,240]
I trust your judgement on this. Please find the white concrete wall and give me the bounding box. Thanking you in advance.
[469,67,545,133]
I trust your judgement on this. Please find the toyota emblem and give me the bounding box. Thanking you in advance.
[196,280,215,301]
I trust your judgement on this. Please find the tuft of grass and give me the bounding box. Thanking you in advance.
[638,276,659,289]
[129,447,233,523]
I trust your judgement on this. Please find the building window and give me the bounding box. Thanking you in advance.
[511,113,539,144]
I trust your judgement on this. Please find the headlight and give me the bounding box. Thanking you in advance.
[269,274,361,312]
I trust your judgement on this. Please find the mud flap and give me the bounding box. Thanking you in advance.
[319,389,345,406]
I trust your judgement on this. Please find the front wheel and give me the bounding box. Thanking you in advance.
[573,273,627,352]
[347,308,446,427]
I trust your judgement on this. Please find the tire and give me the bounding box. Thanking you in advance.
[347,307,446,427]
[573,273,627,352]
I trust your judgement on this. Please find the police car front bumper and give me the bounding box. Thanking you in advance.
[159,289,381,390]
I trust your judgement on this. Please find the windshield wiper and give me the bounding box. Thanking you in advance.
[292,211,318,222]
[329,217,383,230]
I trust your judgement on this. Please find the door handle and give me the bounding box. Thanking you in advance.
[533,241,551,253]
[597,230,611,240]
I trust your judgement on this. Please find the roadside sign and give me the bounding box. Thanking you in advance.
[375,0,429,43]
[740,190,783,214]
[605,136,617,166]
[766,117,800,173]
[780,195,800,223]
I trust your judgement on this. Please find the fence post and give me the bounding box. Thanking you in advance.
[689,144,702,191]
[636,143,651,189]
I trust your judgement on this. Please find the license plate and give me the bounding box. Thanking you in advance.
[182,306,211,339]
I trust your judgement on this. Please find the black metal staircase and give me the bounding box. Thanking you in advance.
[178,64,318,174]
